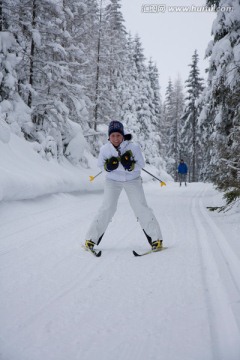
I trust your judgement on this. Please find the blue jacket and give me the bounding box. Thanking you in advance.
[178,163,188,174]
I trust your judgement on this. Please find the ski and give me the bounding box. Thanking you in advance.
[82,245,102,257]
[133,247,168,257]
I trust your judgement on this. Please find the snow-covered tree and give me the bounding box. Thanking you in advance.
[148,60,162,134]
[170,77,185,179]
[181,50,204,182]
[120,33,139,133]
[0,0,20,105]
[197,87,215,181]
[0,1,30,142]
[145,58,164,167]
[162,77,185,179]
[203,0,240,199]
[0,31,17,103]
[0,0,166,173]
[132,35,155,163]
[162,79,174,167]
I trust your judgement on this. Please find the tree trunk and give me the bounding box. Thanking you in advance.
[28,0,36,108]
[93,0,103,131]
[192,108,196,182]
[0,0,3,31]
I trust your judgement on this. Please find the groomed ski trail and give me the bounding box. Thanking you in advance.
[0,183,240,360]
[191,189,240,360]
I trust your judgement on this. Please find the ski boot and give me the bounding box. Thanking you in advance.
[85,240,95,250]
[152,240,163,251]
[84,240,101,257]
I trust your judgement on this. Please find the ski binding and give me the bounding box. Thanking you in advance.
[133,247,168,257]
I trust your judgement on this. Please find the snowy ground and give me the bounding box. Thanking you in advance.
[1,181,240,360]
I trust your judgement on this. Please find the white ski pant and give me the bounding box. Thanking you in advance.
[86,177,163,244]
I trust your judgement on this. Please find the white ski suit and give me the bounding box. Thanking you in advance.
[85,140,163,244]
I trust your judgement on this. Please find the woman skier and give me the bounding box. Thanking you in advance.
[84,120,163,253]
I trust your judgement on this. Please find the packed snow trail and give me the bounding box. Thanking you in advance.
[0,182,240,360]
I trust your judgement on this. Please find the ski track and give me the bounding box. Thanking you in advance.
[191,189,240,360]
[0,183,240,360]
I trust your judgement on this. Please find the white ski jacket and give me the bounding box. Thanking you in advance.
[98,140,145,182]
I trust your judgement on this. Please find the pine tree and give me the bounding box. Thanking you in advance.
[0,30,18,117]
[103,0,128,122]
[120,33,138,131]
[147,58,163,167]
[0,0,30,137]
[171,77,185,179]
[65,0,99,133]
[162,77,185,179]
[202,0,240,199]
[61,0,95,131]
[14,0,93,159]
[162,79,175,173]
[197,87,215,181]
[132,35,154,163]
[181,50,204,182]
[148,59,162,134]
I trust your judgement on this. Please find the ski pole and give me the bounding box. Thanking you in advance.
[142,168,166,187]
[89,171,102,182]
[89,168,166,186]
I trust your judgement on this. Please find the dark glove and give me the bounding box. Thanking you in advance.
[120,150,135,171]
[104,156,119,172]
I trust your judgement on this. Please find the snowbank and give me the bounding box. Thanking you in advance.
[0,131,104,202]
[0,122,171,202]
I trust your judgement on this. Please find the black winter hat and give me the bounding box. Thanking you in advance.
[108,121,124,137]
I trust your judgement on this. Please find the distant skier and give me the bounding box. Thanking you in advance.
[178,159,188,186]
[84,120,163,252]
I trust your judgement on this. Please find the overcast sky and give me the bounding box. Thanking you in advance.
[120,0,216,97]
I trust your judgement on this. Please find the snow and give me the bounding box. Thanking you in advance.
[32,29,41,47]
[1,182,240,360]
[1,133,240,360]
[0,32,16,54]
[0,130,103,202]
[0,121,10,143]
[0,125,170,202]
[65,129,89,166]
[0,133,240,360]
[208,0,240,91]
